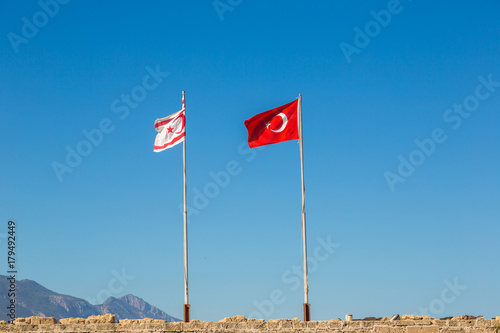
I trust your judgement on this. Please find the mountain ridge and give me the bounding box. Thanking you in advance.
[0,275,179,322]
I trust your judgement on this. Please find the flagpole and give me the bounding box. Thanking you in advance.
[182,91,190,323]
[298,94,310,321]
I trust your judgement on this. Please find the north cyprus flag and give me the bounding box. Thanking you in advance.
[154,108,186,152]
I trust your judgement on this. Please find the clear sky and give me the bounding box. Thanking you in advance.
[1,0,499,322]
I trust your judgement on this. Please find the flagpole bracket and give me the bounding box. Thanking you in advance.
[184,303,190,322]
[303,303,310,321]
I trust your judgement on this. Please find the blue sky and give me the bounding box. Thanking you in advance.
[1,0,499,321]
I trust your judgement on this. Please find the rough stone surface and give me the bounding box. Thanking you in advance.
[402,315,416,320]
[26,316,58,325]
[85,313,116,323]
[59,318,86,324]
[219,315,246,322]
[407,326,440,333]
[452,316,477,320]
[375,327,406,333]
[13,318,27,325]
[118,318,167,324]
[401,315,436,321]
[0,314,499,333]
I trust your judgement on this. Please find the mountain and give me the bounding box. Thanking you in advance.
[101,295,178,322]
[0,275,180,322]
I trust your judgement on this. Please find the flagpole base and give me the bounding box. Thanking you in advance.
[184,304,190,322]
[303,303,310,321]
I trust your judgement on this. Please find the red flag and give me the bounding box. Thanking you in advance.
[244,99,299,148]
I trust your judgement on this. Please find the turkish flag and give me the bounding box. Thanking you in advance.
[244,99,299,148]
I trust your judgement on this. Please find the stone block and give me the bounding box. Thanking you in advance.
[307,321,323,329]
[375,325,406,333]
[353,329,373,333]
[399,315,435,321]
[476,320,493,328]
[28,316,57,325]
[328,319,344,329]
[13,318,29,325]
[238,315,248,322]
[280,320,294,329]
[221,321,239,330]
[42,317,58,324]
[219,315,247,323]
[407,326,440,333]
[431,320,448,327]
[85,313,115,324]
[267,321,280,330]
[60,317,86,324]
[316,321,330,330]
[246,318,266,323]
[362,321,375,328]
[453,316,478,321]
[16,326,38,333]
[441,329,466,333]
[452,319,467,326]
[293,321,308,329]
[329,319,343,329]
[185,319,210,330]
[247,320,266,330]
[345,321,363,328]
[393,321,416,326]
[165,321,184,332]
[468,329,484,333]
[95,323,116,332]
[211,322,226,331]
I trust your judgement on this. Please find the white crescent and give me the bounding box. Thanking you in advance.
[270,113,288,133]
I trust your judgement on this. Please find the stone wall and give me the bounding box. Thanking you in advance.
[0,314,499,333]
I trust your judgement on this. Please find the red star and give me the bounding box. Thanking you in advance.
[167,126,173,133]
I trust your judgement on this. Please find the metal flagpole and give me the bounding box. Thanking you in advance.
[298,94,310,321]
[182,91,190,323]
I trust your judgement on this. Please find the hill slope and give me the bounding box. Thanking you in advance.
[0,275,179,322]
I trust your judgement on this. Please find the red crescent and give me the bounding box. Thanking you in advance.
[174,113,185,134]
